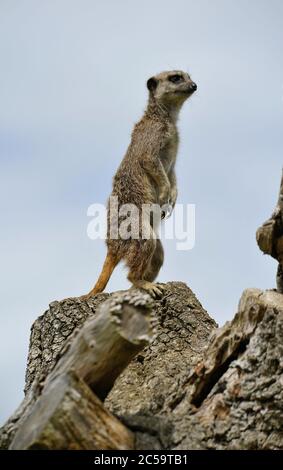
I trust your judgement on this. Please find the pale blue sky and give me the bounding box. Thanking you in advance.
[0,0,282,424]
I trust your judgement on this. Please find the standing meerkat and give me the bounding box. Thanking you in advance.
[85,70,197,298]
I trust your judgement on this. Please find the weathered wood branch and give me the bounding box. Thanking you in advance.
[10,373,134,450]
[256,169,283,292]
[1,290,155,449]
[2,170,283,450]
[179,288,283,449]
[186,288,271,407]
[45,291,156,400]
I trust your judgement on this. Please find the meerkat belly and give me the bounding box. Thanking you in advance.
[159,137,178,174]
[141,136,179,204]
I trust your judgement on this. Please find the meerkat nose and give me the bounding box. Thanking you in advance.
[190,82,197,91]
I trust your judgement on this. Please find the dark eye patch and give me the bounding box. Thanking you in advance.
[169,74,184,84]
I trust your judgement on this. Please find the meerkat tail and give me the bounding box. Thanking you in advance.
[88,251,118,295]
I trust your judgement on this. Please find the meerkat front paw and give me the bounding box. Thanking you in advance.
[169,188,177,207]
[272,205,281,219]
[161,202,173,219]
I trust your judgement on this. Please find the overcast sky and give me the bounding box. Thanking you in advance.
[0,0,282,425]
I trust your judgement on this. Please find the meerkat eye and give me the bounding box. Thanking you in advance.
[169,75,184,84]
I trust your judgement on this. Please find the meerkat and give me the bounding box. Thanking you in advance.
[85,70,197,298]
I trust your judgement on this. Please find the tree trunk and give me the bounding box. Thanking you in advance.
[105,288,283,450]
[1,281,282,450]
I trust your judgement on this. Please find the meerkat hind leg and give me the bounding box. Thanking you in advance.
[127,238,165,298]
[143,239,164,282]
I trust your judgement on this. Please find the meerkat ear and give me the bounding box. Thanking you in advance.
[147,77,158,92]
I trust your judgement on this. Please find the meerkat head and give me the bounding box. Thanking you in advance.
[147,70,197,109]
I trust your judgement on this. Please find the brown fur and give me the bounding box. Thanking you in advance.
[85,70,196,298]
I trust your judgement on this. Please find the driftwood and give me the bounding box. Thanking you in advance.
[256,169,283,293]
